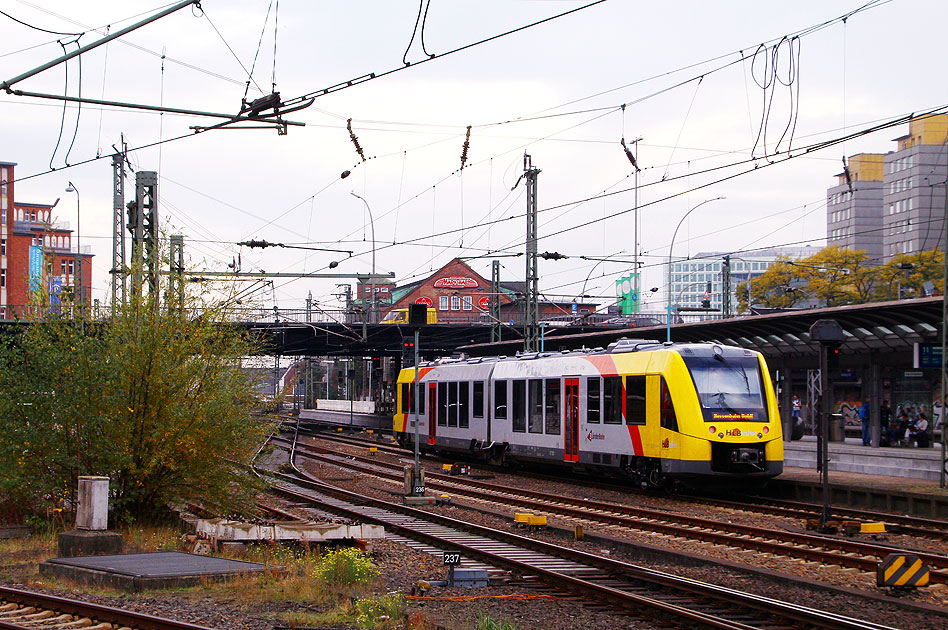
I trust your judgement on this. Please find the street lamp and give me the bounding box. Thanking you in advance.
[350,192,376,334]
[65,181,80,305]
[579,250,626,304]
[666,196,725,333]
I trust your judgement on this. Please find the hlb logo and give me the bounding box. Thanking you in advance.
[724,428,756,437]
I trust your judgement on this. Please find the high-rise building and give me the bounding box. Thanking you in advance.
[882,115,947,259]
[827,115,947,262]
[667,246,820,314]
[0,161,93,318]
[826,153,884,259]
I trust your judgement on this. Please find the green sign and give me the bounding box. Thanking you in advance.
[615,273,639,314]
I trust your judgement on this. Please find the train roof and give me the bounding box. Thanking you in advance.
[413,338,757,370]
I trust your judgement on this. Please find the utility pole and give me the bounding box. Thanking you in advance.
[111,140,127,312]
[522,154,540,352]
[491,260,501,343]
[168,234,184,311]
[810,319,844,531]
[722,255,731,318]
[129,170,158,303]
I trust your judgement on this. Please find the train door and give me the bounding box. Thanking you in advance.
[564,377,579,462]
[427,383,437,445]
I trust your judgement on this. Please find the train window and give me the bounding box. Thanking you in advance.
[472,381,484,418]
[603,376,623,424]
[438,382,448,426]
[545,379,561,435]
[587,378,600,423]
[418,382,425,414]
[459,381,470,428]
[528,379,543,433]
[494,380,507,419]
[660,377,678,431]
[512,380,526,432]
[625,376,646,425]
[448,382,458,427]
[401,383,410,414]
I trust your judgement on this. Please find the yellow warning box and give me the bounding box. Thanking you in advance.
[527,515,547,527]
[514,513,532,526]
[860,522,886,534]
[877,553,930,588]
[442,464,454,472]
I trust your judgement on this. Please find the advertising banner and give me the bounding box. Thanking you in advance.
[29,245,43,293]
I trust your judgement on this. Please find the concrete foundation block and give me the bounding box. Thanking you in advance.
[58,529,123,558]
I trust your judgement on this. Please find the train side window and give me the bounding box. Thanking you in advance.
[660,377,678,431]
[625,375,646,425]
[418,382,425,414]
[545,379,561,435]
[472,381,484,418]
[603,376,622,424]
[459,381,470,428]
[528,379,543,433]
[438,382,448,426]
[448,382,459,427]
[587,378,600,423]
[512,380,526,432]
[401,383,410,414]
[494,380,507,419]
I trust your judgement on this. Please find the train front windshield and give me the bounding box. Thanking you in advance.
[683,355,769,422]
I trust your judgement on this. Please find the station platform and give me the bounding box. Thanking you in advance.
[783,435,944,482]
[39,551,267,591]
[770,436,948,518]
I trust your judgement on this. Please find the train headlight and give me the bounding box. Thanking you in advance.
[708,426,716,434]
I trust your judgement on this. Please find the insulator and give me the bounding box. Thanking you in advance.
[347,118,366,162]
[460,125,472,170]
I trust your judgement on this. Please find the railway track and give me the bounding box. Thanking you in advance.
[258,434,898,630]
[276,435,948,584]
[299,426,948,540]
[0,586,216,630]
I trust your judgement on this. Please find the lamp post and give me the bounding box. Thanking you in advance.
[350,192,376,337]
[579,250,626,304]
[65,181,80,306]
[666,197,725,335]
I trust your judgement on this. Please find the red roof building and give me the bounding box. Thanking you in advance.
[0,161,93,318]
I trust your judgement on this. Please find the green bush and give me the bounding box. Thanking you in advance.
[313,547,380,588]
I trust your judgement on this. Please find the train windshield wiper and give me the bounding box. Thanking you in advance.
[710,391,741,414]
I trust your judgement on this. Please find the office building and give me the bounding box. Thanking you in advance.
[668,246,820,313]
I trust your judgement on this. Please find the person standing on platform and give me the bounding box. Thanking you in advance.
[859,401,871,446]
[792,395,802,421]
[879,400,892,447]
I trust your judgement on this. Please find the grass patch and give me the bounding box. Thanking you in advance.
[280,592,407,629]
[478,615,519,630]
[0,531,56,582]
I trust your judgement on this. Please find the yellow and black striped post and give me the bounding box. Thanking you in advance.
[877,553,930,588]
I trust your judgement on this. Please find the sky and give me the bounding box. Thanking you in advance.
[2,0,946,316]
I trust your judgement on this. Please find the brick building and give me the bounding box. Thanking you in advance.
[383,258,596,324]
[0,161,93,318]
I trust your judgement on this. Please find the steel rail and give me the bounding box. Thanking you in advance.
[296,427,948,538]
[261,461,896,630]
[280,436,948,582]
[0,586,218,630]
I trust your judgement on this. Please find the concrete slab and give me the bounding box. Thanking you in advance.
[193,517,385,546]
[39,551,267,591]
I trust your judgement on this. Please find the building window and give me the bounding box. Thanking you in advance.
[450,295,460,310]
[0,269,5,288]
[462,295,472,310]
[439,296,449,311]
[61,260,67,275]
[68,260,75,275]
[0,238,5,256]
